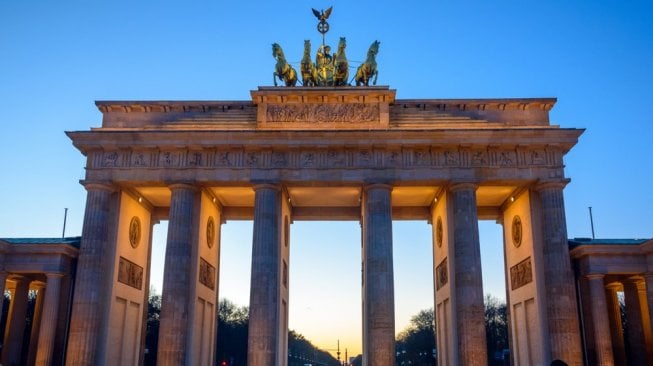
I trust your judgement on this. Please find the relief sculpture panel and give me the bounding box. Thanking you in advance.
[118,256,144,290]
[266,103,379,123]
[199,257,216,290]
[510,256,533,291]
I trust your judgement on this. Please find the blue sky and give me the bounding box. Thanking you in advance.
[2,0,652,357]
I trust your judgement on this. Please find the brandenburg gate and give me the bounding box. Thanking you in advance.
[64,85,584,365]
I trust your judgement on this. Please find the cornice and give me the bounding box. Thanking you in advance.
[94,97,556,114]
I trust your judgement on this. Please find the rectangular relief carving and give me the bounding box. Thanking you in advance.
[436,257,448,290]
[510,256,533,291]
[118,256,144,290]
[199,257,216,290]
[266,103,380,123]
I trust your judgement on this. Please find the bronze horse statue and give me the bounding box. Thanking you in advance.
[300,40,317,87]
[355,40,380,86]
[272,43,298,87]
[333,37,349,86]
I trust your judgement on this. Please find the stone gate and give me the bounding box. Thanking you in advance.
[64,86,584,365]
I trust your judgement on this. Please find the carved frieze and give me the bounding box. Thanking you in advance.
[90,146,561,171]
[266,103,379,123]
[118,256,143,290]
[199,257,216,290]
[510,256,533,291]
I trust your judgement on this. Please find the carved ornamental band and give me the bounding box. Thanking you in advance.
[266,103,379,123]
[93,147,562,171]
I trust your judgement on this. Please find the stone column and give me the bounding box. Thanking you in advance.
[624,277,647,366]
[646,274,653,348]
[535,182,582,364]
[450,183,487,366]
[605,284,627,366]
[66,182,116,365]
[35,273,64,366]
[27,282,46,366]
[587,275,614,365]
[248,184,282,366]
[158,184,199,365]
[362,184,395,366]
[0,271,6,326]
[636,278,653,363]
[2,277,31,366]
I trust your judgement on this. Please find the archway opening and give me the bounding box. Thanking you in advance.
[479,220,509,364]
[289,221,362,363]
[394,220,436,365]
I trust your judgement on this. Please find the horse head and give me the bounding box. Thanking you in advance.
[338,37,347,51]
[272,43,282,59]
[369,40,380,56]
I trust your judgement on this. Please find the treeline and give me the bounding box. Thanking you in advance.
[214,300,340,366]
[392,294,509,366]
[143,291,508,366]
[143,293,340,365]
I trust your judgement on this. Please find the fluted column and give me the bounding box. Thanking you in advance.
[636,277,653,364]
[587,275,614,365]
[624,277,648,366]
[0,271,7,333]
[646,274,653,348]
[535,182,582,364]
[158,183,199,365]
[35,273,64,365]
[27,282,46,366]
[605,284,627,365]
[2,277,30,366]
[66,182,116,365]
[362,184,395,366]
[248,184,282,366]
[450,183,487,366]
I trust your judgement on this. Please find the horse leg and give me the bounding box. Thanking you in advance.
[372,70,378,86]
[273,72,278,87]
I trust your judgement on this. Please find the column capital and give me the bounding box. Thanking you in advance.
[253,183,281,192]
[80,180,116,192]
[45,272,65,279]
[625,275,645,284]
[166,181,199,191]
[605,282,622,291]
[586,273,605,281]
[449,182,478,192]
[533,179,570,192]
[363,183,393,192]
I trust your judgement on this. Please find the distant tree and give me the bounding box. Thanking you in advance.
[216,299,249,366]
[288,330,340,366]
[350,354,362,366]
[484,294,508,365]
[396,308,436,365]
[144,287,161,366]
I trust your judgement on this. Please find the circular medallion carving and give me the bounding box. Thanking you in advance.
[512,215,523,248]
[129,216,141,248]
[207,216,216,249]
[436,217,443,248]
